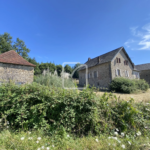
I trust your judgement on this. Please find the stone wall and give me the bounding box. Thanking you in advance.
[79,62,111,88]
[111,49,137,80]
[0,63,34,84]
[139,70,150,84]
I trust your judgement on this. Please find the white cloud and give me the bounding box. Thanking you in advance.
[124,23,150,50]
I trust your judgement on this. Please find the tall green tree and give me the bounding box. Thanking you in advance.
[72,63,81,79]
[0,33,13,53]
[64,64,72,74]
[56,65,62,76]
[13,38,30,60]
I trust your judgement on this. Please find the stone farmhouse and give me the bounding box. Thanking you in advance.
[135,63,150,85]
[0,50,36,84]
[79,46,140,88]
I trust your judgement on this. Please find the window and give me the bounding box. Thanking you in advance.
[125,70,129,77]
[116,58,121,63]
[88,73,90,79]
[116,69,121,76]
[124,60,128,65]
[97,82,99,86]
[117,69,121,76]
[94,71,97,78]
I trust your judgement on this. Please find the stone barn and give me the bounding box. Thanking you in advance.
[135,63,150,85]
[0,50,36,84]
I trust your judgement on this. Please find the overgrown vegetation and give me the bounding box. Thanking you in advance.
[110,77,149,93]
[0,82,149,137]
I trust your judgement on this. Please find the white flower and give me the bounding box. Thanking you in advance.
[108,143,111,146]
[136,131,141,136]
[41,146,44,149]
[28,131,31,134]
[146,108,150,111]
[7,126,9,128]
[21,137,24,140]
[127,107,130,110]
[95,138,98,142]
[117,140,121,143]
[37,148,41,150]
[46,147,50,150]
[128,141,131,145]
[112,137,117,140]
[67,135,70,137]
[7,121,9,124]
[108,137,111,139]
[28,137,33,140]
[114,132,118,135]
[36,141,39,143]
[127,101,129,103]
[121,132,124,136]
[116,128,119,132]
[145,126,148,129]
[113,143,116,146]
[107,104,109,106]
[52,145,54,147]
[37,137,41,140]
[121,144,125,149]
[0,119,2,122]
[146,103,149,105]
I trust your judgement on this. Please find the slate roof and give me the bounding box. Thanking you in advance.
[79,46,131,70]
[135,63,150,71]
[0,50,36,67]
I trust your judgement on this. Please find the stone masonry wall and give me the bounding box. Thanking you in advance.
[79,62,111,88]
[0,63,34,84]
[139,70,150,85]
[111,49,136,80]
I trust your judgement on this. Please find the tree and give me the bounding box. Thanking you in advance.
[56,65,62,76]
[72,63,81,79]
[13,38,30,60]
[64,64,72,74]
[28,57,41,75]
[0,33,13,53]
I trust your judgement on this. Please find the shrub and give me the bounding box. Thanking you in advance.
[110,77,149,93]
[0,82,149,137]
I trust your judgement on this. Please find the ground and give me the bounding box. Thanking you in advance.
[96,89,150,103]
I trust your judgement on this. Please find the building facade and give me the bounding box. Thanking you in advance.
[79,47,140,88]
[0,50,36,84]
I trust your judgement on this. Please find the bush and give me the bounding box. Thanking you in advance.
[0,82,149,137]
[110,77,149,93]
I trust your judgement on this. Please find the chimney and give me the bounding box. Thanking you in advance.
[98,56,100,63]
[88,57,91,61]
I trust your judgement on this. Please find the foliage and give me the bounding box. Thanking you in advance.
[72,63,81,79]
[0,82,149,138]
[110,77,149,93]
[56,65,62,76]
[64,64,72,74]
[0,32,30,59]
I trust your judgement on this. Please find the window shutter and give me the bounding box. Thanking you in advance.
[89,73,90,78]
[127,71,129,77]
[92,72,94,78]
[97,71,98,77]
[115,69,118,76]
[120,69,122,76]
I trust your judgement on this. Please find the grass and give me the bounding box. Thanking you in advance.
[96,89,150,103]
[0,129,150,150]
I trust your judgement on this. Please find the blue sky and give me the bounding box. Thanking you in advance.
[0,0,150,65]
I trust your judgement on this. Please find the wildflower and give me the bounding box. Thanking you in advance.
[37,137,41,140]
[145,126,148,129]
[36,141,39,143]
[95,138,98,142]
[146,103,149,105]
[121,144,125,149]
[121,132,124,136]
[7,126,9,128]
[113,143,116,146]
[41,146,44,149]
[37,148,41,150]
[0,119,2,122]
[108,137,111,139]
[112,137,117,140]
[28,137,33,140]
[108,143,111,146]
[28,131,31,134]
[46,147,50,150]
[127,101,129,103]
[127,107,130,110]
[146,108,150,111]
[128,141,131,145]
[114,132,118,135]
[21,137,24,140]
[116,128,119,132]
[67,135,70,137]
[52,145,54,147]
[7,121,9,124]
[117,140,121,143]
[136,131,141,136]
